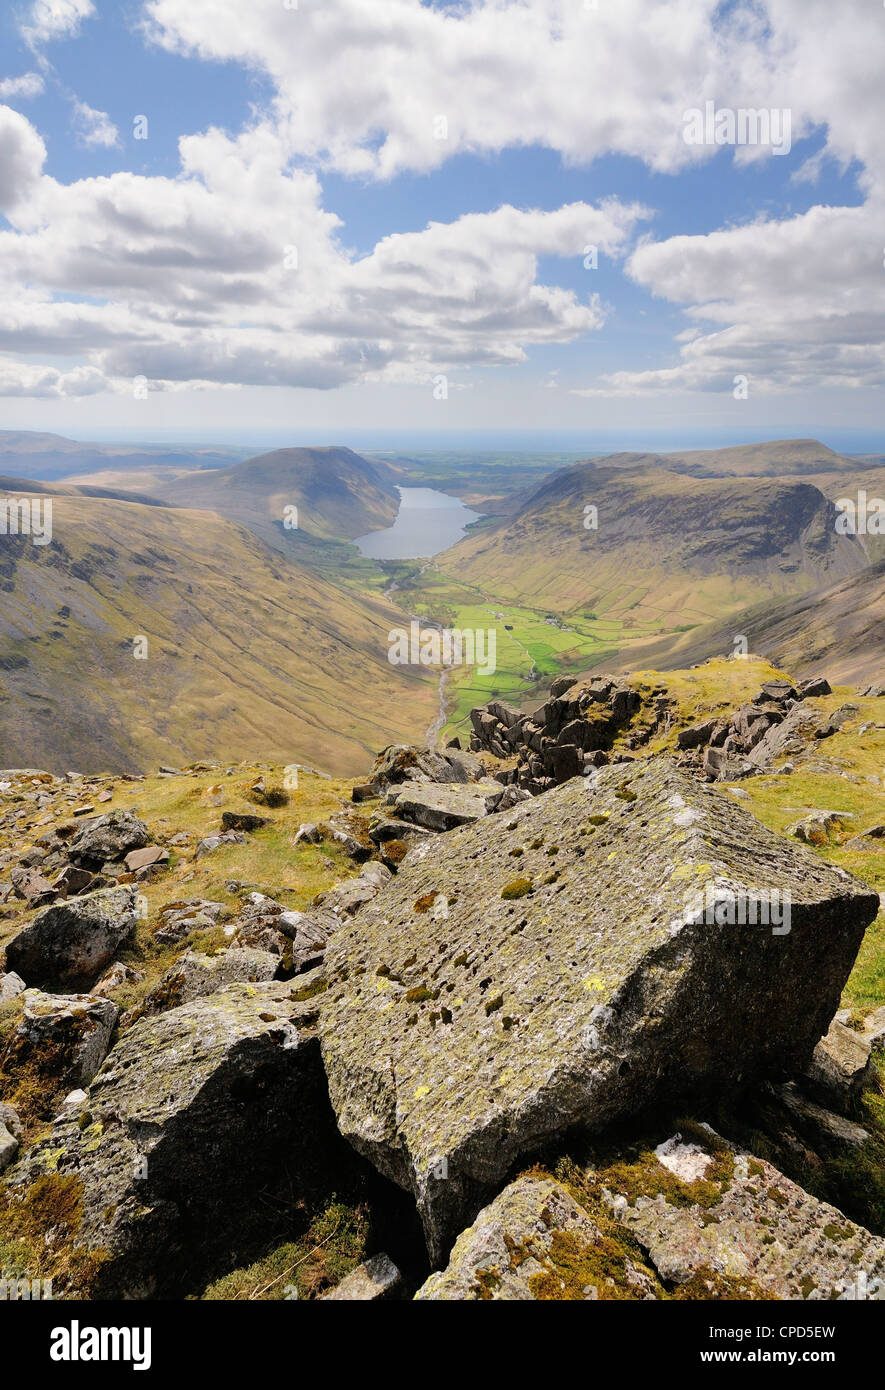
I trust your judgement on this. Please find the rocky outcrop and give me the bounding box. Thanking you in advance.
[318,759,878,1262]
[3,886,138,989]
[5,978,370,1298]
[389,779,507,831]
[469,678,642,793]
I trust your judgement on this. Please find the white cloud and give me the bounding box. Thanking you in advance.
[21,0,95,49]
[71,99,119,148]
[0,73,45,100]
[0,117,647,396]
[0,104,47,213]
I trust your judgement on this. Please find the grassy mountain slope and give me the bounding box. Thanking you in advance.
[625,560,885,686]
[592,438,859,477]
[442,464,868,620]
[0,487,435,775]
[140,446,402,547]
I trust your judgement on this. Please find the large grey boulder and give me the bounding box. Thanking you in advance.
[3,886,138,988]
[392,779,505,831]
[318,759,878,1262]
[8,977,368,1298]
[68,811,149,868]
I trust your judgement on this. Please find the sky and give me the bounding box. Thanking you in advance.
[0,0,883,449]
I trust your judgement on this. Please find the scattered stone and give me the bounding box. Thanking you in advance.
[92,961,145,997]
[220,812,269,834]
[129,948,280,1021]
[9,866,56,907]
[294,823,321,845]
[123,845,169,873]
[195,831,247,859]
[800,677,832,698]
[0,972,26,1003]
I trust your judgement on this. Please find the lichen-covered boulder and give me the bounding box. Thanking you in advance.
[5,977,368,1298]
[0,990,118,1121]
[392,779,505,831]
[126,947,280,1022]
[603,1127,885,1300]
[319,760,878,1262]
[3,886,138,989]
[67,811,149,869]
[416,1174,659,1301]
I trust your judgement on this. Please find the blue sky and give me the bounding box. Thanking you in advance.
[0,0,882,449]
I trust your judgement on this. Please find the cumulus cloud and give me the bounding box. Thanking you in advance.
[0,73,45,100]
[70,99,119,148]
[0,118,647,395]
[0,104,47,212]
[21,0,95,50]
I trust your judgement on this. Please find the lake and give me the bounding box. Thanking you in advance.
[354,486,482,559]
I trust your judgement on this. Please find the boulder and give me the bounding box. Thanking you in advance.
[318,760,878,1262]
[321,1253,403,1301]
[195,831,246,859]
[0,990,118,1119]
[393,779,505,832]
[129,948,280,1021]
[68,811,149,869]
[800,677,832,698]
[9,867,57,907]
[804,1017,875,1111]
[603,1127,885,1301]
[123,845,169,873]
[4,886,138,988]
[787,811,852,847]
[220,812,269,834]
[6,978,367,1298]
[0,971,26,1003]
[416,1174,658,1301]
[0,1102,22,1173]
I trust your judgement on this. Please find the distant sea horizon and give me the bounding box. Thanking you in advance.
[66,426,885,456]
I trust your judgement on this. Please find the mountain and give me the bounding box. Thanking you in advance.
[441,463,870,630]
[123,445,403,549]
[0,483,435,775]
[630,560,885,686]
[0,430,246,481]
[589,437,862,478]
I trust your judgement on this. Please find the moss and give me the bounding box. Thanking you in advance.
[289,977,327,1003]
[589,1123,736,1212]
[529,1228,649,1301]
[501,878,533,900]
[485,994,504,1016]
[405,985,435,1004]
[671,1266,778,1301]
[201,1200,370,1301]
[413,893,439,914]
[0,1174,109,1296]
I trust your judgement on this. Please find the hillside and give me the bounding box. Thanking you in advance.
[590,438,861,478]
[0,430,245,482]
[441,464,868,620]
[0,657,883,1303]
[629,560,885,686]
[0,486,435,775]
[140,446,402,548]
